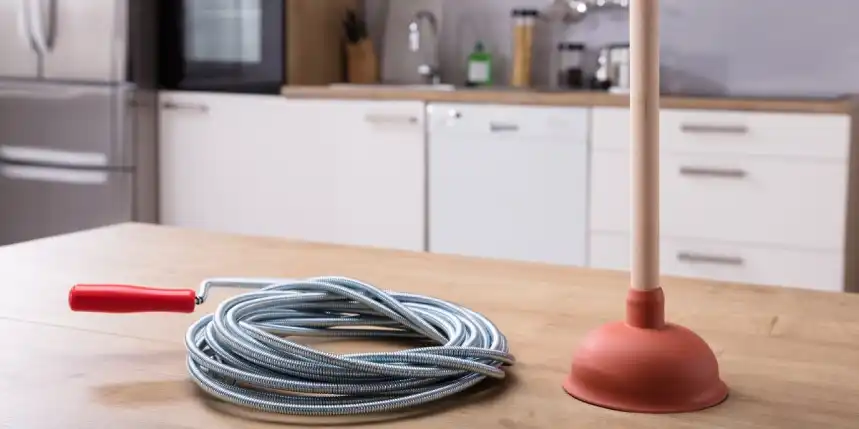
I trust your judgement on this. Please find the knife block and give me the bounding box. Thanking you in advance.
[346,39,380,84]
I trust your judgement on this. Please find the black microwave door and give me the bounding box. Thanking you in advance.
[159,0,284,93]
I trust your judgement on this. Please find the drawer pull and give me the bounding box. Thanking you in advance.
[364,114,419,125]
[489,122,520,133]
[161,101,209,113]
[679,166,747,179]
[677,252,744,266]
[680,124,749,135]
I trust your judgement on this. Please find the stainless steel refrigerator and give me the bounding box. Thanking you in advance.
[0,0,157,246]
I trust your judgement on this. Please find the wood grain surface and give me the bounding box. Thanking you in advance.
[2,223,858,428]
[281,86,855,113]
[629,0,661,291]
[285,0,359,85]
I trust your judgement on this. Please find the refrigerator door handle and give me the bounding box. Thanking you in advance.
[27,0,50,55]
[0,87,86,100]
[0,164,109,185]
[17,0,36,50]
[0,145,108,168]
[45,0,56,50]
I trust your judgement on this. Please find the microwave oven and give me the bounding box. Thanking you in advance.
[158,0,358,94]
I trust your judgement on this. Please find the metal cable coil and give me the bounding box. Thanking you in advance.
[185,276,515,416]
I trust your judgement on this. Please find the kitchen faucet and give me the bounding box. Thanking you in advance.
[408,10,441,85]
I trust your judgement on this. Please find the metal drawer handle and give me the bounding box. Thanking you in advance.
[679,166,747,179]
[680,124,749,135]
[489,122,520,133]
[27,0,50,55]
[0,145,108,168]
[161,101,209,113]
[364,114,419,125]
[677,252,744,266]
[46,0,57,50]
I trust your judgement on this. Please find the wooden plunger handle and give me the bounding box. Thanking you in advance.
[631,0,660,291]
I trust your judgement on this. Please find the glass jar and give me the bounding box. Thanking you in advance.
[511,8,539,88]
[608,43,630,93]
[557,42,585,89]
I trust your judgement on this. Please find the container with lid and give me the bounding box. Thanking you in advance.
[593,43,630,92]
[556,42,585,89]
[511,8,539,88]
[608,43,630,93]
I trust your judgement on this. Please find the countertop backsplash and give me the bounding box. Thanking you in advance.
[365,0,859,97]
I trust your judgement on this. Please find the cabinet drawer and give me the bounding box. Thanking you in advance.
[284,99,425,132]
[590,150,848,250]
[589,233,844,292]
[593,107,850,160]
[428,103,588,141]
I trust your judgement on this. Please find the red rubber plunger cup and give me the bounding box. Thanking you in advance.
[563,0,728,413]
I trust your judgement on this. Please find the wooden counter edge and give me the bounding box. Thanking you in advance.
[281,86,855,114]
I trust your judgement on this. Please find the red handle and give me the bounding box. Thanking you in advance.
[69,284,197,313]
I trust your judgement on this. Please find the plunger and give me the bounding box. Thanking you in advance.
[562,0,728,413]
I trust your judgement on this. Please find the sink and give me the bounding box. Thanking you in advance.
[328,83,457,92]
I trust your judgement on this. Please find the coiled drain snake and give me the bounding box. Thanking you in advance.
[68,276,515,416]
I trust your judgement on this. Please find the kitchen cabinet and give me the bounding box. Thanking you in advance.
[591,232,844,293]
[159,92,857,292]
[159,91,295,236]
[589,107,853,292]
[428,103,589,266]
[159,93,426,252]
[272,98,426,251]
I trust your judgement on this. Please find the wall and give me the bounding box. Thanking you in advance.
[366,0,859,97]
[364,0,444,84]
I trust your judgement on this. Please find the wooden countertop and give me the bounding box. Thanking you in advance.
[3,223,859,428]
[281,86,855,114]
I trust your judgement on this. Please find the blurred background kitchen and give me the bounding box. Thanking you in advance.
[367,0,859,96]
[2,0,859,294]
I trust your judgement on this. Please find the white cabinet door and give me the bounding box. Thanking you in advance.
[590,232,844,292]
[158,91,291,236]
[589,106,851,291]
[592,107,850,160]
[590,150,848,250]
[275,99,426,251]
[428,104,589,266]
[160,95,424,251]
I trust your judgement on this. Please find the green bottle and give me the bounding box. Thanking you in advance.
[466,41,493,87]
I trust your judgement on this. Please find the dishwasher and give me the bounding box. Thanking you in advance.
[427,103,590,266]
